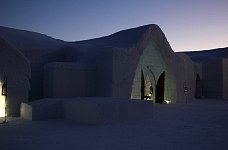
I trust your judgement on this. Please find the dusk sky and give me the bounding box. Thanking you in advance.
[0,0,227,51]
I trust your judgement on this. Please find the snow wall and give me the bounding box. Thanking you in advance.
[0,37,30,116]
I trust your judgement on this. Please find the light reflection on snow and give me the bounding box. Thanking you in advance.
[165,100,171,104]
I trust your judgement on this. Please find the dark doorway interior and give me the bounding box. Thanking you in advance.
[156,71,165,103]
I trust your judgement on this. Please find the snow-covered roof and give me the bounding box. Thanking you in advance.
[0,26,66,50]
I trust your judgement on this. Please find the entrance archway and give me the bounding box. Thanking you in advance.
[130,40,175,101]
[156,71,165,103]
[144,75,153,100]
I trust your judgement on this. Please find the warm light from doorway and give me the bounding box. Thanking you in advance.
[0,82,6,117]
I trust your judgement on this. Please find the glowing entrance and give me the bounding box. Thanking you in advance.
[131,40,176,103]
[140,70,154,100]
[144,75,153,100]
[0,82,6,119]
[141,70,165,103]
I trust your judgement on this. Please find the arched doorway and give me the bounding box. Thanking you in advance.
[156,71,165,103]
[144,75,153,100]
[130,40,175,101]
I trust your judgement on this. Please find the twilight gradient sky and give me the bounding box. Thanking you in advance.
[0,0,227,51]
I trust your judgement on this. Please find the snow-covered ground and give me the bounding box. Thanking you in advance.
[0,99,228,150]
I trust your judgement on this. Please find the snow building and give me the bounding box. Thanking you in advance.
[0,24,196,117]
[183,48,228,99]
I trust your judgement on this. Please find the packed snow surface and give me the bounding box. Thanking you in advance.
[0,99,228,150]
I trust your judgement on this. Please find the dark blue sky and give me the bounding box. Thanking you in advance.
[0,0,227,51]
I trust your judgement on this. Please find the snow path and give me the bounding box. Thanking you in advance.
[0,100,228,150]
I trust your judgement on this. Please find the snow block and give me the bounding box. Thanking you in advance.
[20,99,63,121]
[63,98,154,125]
[20,98,153,124]
[43,62,96,98]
